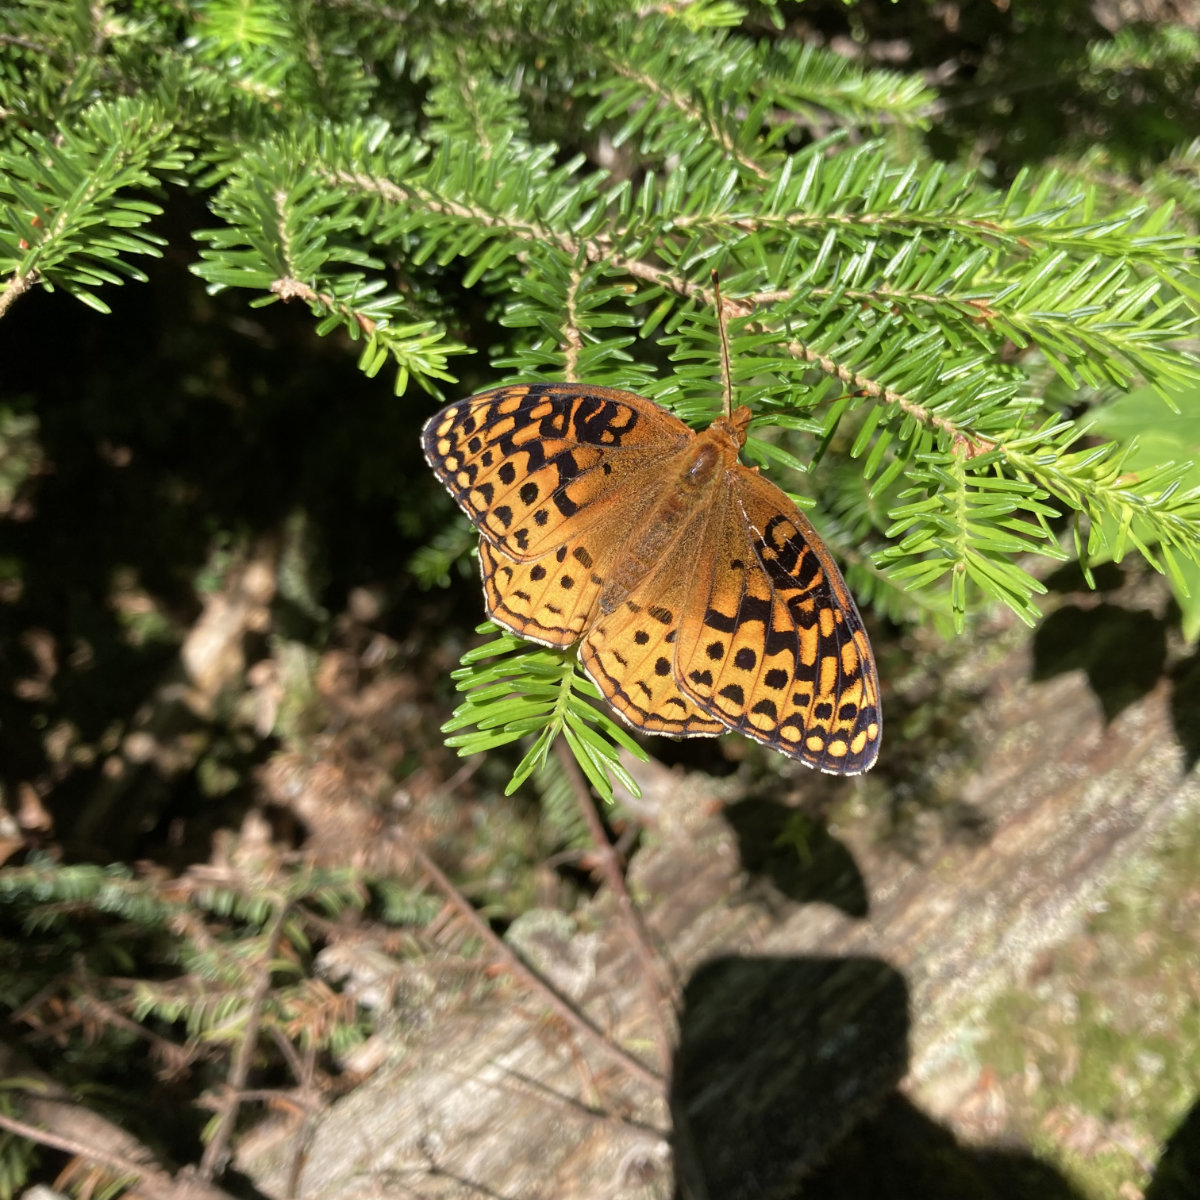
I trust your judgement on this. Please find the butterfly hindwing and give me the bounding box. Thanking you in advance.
[579,536,726,737]
[479,537,605,649]
[674,466,881,773]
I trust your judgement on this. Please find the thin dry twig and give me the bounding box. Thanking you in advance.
[552,739,678,1075]
[281,1029,321,1198]
[0,1045,240,1200]
[389,824,663,1090]
[198,903,289,1180]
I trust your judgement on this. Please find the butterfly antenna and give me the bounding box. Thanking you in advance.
[712,269,734,419]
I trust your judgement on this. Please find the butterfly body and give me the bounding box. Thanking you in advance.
[423,383,881,774]
[600,409,746,614]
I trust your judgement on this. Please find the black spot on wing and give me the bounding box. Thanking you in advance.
[550,451,582,518]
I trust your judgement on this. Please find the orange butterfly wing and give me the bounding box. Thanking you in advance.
[672,461,882,773]
[422,383,690,561]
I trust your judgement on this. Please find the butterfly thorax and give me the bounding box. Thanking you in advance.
[711,405,753,450]
[597,416,742,615]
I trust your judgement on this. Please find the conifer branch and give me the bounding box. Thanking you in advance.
[0,1041,242,1200]
[4,0,1200,832]
[593,47,771,181]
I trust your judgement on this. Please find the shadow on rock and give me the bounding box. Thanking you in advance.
[1168,651,1200,771]
[1145,1093,1200,1200]
[671,954,1088,1200]
[722,798,868,918]
[1031,603,1166,721]
[801,1091,1086,1200]
[670,955,907,1199]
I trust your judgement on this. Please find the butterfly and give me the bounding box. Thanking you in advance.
[422,382,881,774]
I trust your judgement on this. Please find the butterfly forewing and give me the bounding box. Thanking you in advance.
[421,383,691,562]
